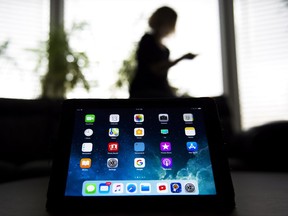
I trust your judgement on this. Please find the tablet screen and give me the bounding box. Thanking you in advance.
[64,105,216,197]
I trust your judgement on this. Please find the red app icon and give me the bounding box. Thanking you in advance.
[157,183,168,193]
[108,142,119,152]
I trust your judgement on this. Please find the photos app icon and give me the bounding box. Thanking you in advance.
[134,114,144,122]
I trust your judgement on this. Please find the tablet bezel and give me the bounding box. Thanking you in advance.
[46,97,235,213]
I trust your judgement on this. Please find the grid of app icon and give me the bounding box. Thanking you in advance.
[80,112,198,178]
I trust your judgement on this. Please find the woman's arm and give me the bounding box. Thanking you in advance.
[150,53,197,75]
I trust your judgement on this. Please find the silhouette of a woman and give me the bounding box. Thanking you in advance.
[129,6,197,98]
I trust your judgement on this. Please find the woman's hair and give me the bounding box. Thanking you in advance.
[148,6,177,32]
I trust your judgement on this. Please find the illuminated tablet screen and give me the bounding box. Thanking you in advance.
[64,105,216,197]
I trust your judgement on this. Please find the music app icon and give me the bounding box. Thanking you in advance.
[112,183,124,193]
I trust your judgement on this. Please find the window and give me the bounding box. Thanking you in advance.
[234,0,288,130]
[0,0,49,99]
[64,0,223,98]
[0,0,222,100]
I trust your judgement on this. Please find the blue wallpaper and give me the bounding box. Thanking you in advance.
[64,107,216,196]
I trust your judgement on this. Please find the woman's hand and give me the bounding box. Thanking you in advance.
[181,53,198,60]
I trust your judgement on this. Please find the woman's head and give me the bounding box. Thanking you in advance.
[148,6,177,38]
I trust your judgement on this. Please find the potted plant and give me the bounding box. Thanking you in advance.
[30,22,90,99]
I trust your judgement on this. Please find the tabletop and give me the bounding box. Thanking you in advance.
[0,171,288,216]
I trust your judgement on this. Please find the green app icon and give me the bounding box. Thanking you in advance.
[85,183,96,194]
[85,114,95,123]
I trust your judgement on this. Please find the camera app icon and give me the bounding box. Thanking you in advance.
[158,114,169,122]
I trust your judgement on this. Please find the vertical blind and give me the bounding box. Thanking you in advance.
[234,0,288,130]
[0,0,49,99]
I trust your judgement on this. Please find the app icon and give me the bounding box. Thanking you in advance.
[134,128,144,137]
[134,158,145,168]
[140,183,151,193]
[160,129,169,135]
[159,114,169,122]
[80,158,91,169]
[85,114,95,123]
[84,128,93,137]
[160,142,171,152]
[107,158,118,168]
[109,114,120,123]
[108,128,119,137]
[185,183,196,193]
[157,183,168,193]
[161,158,172,169]
[134,114,144,122]
[108,142,119,152]
[112,183,124,193]
[185,127,196,136]
[183,113,193,122]
[82,143,93,152]
[99,182,111,194]
[134,142,145,152]
[186,142,198,152]
[126,183,137,193]
[170,182,182,193]
[84,183,96,194]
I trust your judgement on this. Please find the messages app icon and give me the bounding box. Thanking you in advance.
[84,183,96,195]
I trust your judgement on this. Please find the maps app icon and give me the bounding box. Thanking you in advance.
[108,128,119,137]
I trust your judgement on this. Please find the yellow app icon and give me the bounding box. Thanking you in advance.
[134,128,144,137]
[80,158,92,169]
[185,127,196,136]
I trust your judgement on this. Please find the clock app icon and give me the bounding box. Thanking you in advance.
[84,129,93,137]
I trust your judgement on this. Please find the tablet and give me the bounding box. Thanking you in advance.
[46,97,235,213]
